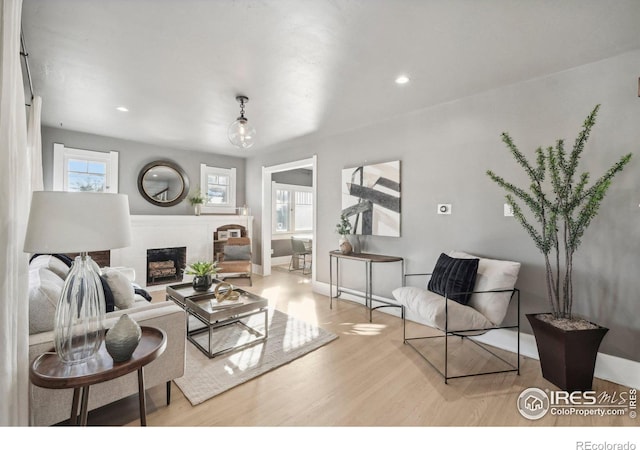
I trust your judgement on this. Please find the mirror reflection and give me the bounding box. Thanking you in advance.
[138,161,189,207]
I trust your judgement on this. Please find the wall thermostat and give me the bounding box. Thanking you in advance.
[437,204,451,215]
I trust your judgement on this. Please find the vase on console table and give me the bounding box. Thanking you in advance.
[339,235,352,255]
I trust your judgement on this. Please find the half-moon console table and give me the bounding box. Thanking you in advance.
[329,250,404,322]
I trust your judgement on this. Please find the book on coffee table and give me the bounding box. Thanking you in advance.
[208,299,242,310]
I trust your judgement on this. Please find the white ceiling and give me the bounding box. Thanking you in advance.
[21,0,640,156]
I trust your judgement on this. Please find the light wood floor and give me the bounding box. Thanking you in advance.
[86,267,635,427]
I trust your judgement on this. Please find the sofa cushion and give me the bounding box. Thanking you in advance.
[392,286,493,333]
[427,253,479,305]
[448,251,521,326]
[28,268,64,334]
[101,268,135,310]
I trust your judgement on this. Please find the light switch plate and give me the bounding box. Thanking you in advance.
[437,204,452,215]
[504,203,514,217]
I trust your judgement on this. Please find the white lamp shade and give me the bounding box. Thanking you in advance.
[24,191,132,253]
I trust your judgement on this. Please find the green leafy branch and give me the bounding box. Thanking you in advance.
[184,261,218,276]
[487,105,632,319]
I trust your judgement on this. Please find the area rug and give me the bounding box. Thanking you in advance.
[174,308,338,405]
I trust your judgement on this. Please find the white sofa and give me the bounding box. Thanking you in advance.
[28,254,186,426]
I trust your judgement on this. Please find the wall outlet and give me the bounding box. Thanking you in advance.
[437,204,452,215]
[270,248,274,255]
[504,203,514,217]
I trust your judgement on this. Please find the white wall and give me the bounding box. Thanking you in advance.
[245,49,640,361]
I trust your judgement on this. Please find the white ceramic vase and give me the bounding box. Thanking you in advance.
[339,235,353,254]
[105,314,142,362]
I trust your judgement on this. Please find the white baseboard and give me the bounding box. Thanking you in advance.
[270,256,291,266]
[312,281,640,390]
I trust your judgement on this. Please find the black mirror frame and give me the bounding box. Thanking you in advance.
[137,160,190,207]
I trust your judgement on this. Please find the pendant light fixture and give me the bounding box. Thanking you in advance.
[228,95,256,149]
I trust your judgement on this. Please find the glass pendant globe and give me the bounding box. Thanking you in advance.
[228,118,256,149]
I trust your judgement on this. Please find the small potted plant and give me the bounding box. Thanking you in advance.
[188,187,205,216]
[335,213,353,254]
[184,260,219,292]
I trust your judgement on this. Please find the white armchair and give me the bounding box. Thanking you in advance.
[392,250,521,383]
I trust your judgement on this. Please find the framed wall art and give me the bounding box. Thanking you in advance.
[341,160,401,237]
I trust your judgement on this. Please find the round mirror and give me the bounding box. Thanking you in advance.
[137,161,190,207]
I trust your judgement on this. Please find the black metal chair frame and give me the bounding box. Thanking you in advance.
[289,238,312,275]
[402,273,520,384]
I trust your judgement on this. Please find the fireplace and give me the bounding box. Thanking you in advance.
[146,247,186,286]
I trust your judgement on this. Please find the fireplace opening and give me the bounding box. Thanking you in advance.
[146,247,186,286]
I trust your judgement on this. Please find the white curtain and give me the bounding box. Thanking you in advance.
[27,95,42,191]
[0,0,30,427]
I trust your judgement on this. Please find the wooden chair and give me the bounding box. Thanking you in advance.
[216,237,252,286]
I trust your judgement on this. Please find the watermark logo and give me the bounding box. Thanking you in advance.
[517,387,637,420]
[517,387,550,420]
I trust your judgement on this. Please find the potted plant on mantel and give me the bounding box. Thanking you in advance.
[184,260,219,292]
[188,188,205,216]
[487,104,632,392]
[335,213,353,254]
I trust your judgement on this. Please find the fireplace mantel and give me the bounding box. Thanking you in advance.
[110,215,253,290]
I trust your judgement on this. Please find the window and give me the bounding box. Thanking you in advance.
[200,164,236,214]
[275,189,291,232]
[273,183,313,234]
[53,143,119,192]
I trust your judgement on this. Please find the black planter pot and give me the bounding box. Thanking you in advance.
[192,274,213,292]
[527,313,608,392]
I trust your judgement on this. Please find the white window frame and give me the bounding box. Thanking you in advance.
[200,163,236,214]
[272,182,313,237]
[53,143,119,192]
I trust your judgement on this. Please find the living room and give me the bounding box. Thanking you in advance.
[2,0,639,446]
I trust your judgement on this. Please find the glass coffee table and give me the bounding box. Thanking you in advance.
[166,282,269,359]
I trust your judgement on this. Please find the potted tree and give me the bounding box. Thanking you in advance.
[487,104,632,392]
[335,213,353,254]
[184,260,219,292]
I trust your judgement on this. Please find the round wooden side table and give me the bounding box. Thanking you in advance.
[30,326,166,426]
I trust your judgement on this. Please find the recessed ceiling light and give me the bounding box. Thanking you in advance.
[116,106,129,112]
[395,75,410,85]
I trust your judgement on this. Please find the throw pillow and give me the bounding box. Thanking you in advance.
[28,268,63,334]
[100,276,116,313]
[29,253,73,267]
[101,268,135,310]
[29,254,71,280]
[427,253,479,305]
[448,251,521,325]
[224,244,251,261]
[134,287,152,302]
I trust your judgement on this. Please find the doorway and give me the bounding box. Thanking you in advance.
[261,156,317,281]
